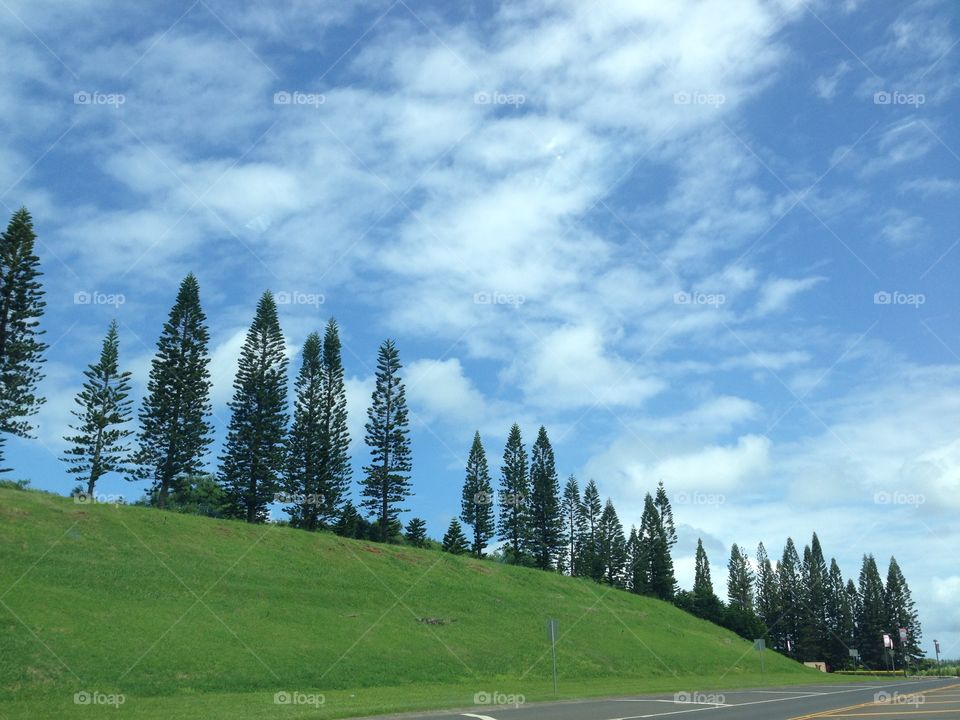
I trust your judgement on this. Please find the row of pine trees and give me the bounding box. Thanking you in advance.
[450,426,679,602]
[0,207,924,671]
[682,535,923,670]
[64,279,414,539]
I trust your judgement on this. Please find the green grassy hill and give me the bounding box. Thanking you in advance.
[1,487,827,719]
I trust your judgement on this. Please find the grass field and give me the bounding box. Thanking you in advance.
[0,487,840,719]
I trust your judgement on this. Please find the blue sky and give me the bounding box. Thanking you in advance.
[1,0,957,659]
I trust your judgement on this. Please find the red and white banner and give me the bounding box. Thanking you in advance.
[899,627,908,642]
[883,633,893,649]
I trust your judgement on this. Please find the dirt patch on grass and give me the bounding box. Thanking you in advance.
[361,545,384,554]
[416,616,457,626]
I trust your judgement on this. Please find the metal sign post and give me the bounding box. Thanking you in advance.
[546,619,559,695]
[899,628,908,674]
[754,639,765,677]
[934,640,941,674]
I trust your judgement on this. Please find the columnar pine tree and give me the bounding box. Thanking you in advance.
[597,498,626,587]
[219,291,289,523]
[654,480,677,550]
[318,319,351,521]
[405,517,427,548]
[693,538,722,622]
[442,518,469,555]
[61,321,133,496]
[727,543,754,612]
[799,534,830,661]
[284,322,350,529]
[825,558,855,669]
[460,431,494,557]
[884,557,922,668]
[641,493,676,600]
[857,554,888,668]
[626,526,648,594]
[777,539,803,657]
[528,426,563,570]
[497,423,529,564]
[755,542,779,638]
[132,274,213,507]
[0,207,47,470]
[361,339,412,542]
[846,578,862,661]
[284,332,324,529]
[559,475,584,575]
[578,479,603,580]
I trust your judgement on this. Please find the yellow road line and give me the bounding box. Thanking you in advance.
[788,683,960,719]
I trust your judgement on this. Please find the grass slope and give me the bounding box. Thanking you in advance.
[0,488,830,718]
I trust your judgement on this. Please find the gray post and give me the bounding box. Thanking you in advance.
[547,619,559,695]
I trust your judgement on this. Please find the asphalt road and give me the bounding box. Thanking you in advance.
[365,678,960,720]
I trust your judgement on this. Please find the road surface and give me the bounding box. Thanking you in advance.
[363,678,960,720]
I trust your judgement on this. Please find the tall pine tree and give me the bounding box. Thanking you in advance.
[626,525,648,594]
[528,426,563,570]
[61,321,133,496]
[825,558,855,669]
[361,339,412,542]
[285,332,324,528]
[755,542,779,639]
[318,319,350,520]
[799,534,830,661]
[219,291,289,523]
[857,554,888,668]
[641,493,676,600]
[285,321,350,529]
[727,543,754,612]
[497,423,529,564]
[597,498,626,587]
[132,274,213,507]
[693,538,722,622]
[460,431,494,557]
[0,207,46,470]
[884,556,922,668]
[777,538,803,657]
[654,480,677,550]
[559,475,584,575]
[578,479,603,580]
[847,577,862,663]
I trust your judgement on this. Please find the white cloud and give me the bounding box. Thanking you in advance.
[406,358,488,425]
[345,375,374,456]
[754,276,825,316]
[813,61,850,100]
[510,323,666,410]
[207,328,248,407]
[878,209,925,248]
